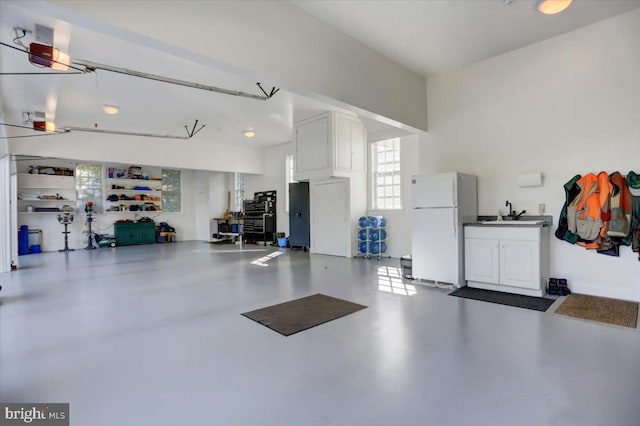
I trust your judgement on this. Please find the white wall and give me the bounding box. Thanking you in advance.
[44,0,427,132]
[424,9,640,301]
[367,134,420,258]
[13,159,229,256]
[10,131,264,175]
[244,142,294,236]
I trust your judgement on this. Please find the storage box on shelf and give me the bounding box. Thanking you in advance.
[17,173,76,215]
[105,174,162,213]
[355,216,388,259]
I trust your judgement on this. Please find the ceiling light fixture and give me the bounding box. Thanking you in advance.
[102,105,120,115]
[33,121,56,132]
[243,130,256,138]
[28,42,70,71]
[536,0,573,15]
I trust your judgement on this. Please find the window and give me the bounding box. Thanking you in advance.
[76,164,103,213]
[161,169,181,212]
[234,172,245,212]
[371,138,401,210]
[285,154,296,213]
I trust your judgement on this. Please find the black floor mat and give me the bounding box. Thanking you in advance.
[449,286,555,312]
[242,294,367,336]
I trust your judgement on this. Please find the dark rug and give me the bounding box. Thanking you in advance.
[555,293,638,328]
[449,286,555,312]
[242,293,367,336]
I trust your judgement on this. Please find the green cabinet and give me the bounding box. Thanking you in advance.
[114,222,156,246]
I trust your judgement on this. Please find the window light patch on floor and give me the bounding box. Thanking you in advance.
[377,266,416,296]
[251,251,283,267]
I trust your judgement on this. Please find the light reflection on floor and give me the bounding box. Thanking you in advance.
[250,251,283,267]
[377,266,416,296]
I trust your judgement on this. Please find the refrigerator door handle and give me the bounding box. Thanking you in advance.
[452,209,456,236]
[451,178,455,207]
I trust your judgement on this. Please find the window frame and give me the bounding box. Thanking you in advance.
[370,138,402,211]
[285,154,296,213]
[76,163,104,214]
[161,169,182,213]
[234,172,245,212]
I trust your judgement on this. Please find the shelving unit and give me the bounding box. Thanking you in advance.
[105,177,162,213]
[212,217,244,242]
[17,173,76,214]
[355,216,388,259]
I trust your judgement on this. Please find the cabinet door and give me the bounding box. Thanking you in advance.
[334,115,351,171]
[500,240,540,289]
[350,121,365,172]
[289,182,310,247]
[296,116,329,173]
[464,238,500,284]
[310,181,348,257]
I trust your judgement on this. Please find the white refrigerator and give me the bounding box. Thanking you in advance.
[411,172,477,287]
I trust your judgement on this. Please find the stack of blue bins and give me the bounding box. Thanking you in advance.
[357,216,387,257]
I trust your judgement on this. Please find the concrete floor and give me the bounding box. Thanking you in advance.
[1,241,639,426]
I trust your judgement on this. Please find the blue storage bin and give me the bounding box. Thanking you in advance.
[19,225,29,255]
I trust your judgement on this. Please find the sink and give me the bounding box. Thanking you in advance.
[481,220,544,225]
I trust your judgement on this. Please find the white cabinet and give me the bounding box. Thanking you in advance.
[295,111,366,181]
[464,225,550,297]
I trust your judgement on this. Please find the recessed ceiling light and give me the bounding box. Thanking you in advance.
[102,105,120,115]
[536,0,573,15]
[243,130,256,138]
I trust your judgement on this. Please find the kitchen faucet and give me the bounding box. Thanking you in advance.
[505,200,526,219]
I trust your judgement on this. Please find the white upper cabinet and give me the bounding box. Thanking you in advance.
[294,111,366,181]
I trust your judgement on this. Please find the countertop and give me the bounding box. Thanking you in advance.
[464,215,553,227]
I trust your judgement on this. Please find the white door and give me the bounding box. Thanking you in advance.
[411,208,459,284]
[310,181,348,257]
[464,238,500,285]
[500,240,539,289]
[411,173,457,208]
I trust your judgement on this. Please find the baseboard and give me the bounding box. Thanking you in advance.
[570,282,639,302]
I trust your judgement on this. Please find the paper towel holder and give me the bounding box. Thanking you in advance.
[517,172,544,188]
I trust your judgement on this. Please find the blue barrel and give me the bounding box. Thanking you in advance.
[358,229,367,241]
[19,225,29,255]
[369,242,380,254]
[380,242,387,253]
[358,241,368,253]
[369,229,379,241]
[358,216,369,227]
[368,216,386,227]
[379,229,387,240]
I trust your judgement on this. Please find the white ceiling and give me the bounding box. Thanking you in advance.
[0,1,403,147]
[292,0,640,77]
[1,1,638,149]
